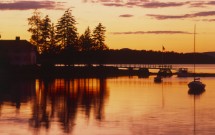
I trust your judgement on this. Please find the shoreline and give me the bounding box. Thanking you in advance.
[0,65,215,78]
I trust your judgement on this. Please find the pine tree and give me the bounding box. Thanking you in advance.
[92,23,108,50]
[56,8,78,51]
[28,10,43,53]
[79,27,94,51]
[49,23,60,54]
[40,15,52,54]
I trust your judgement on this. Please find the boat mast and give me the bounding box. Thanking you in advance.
[162,45,164,68]
[194,25,196,80]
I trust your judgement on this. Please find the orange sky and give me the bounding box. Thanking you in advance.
[0,0,215,52]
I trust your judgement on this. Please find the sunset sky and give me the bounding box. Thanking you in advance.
[0,0,215,52]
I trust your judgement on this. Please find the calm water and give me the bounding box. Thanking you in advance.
[0,66,215,135]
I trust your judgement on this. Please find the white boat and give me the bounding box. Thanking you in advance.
[188,25,206,93]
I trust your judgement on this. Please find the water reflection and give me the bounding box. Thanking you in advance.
[0,78,109,134]
[1,76,215,135]
[0,79,35,110]
[188,88,205,135]
[188,88,205,95]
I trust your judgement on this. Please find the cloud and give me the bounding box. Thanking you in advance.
[190,2,206,8]
[84,0,215,9]
[0,1,66,10]
[103,3,124,7]
[119,14,134,17]
[194,11,215,17]
[147,14,188,20]
[190,1,215,7]
[208,1,215,5]
[112,31,192,35]
[147,11,215,20]
[83,0,188,8]
[202,19,215,22]
[138,1,188,8]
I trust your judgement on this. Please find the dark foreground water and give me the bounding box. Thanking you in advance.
[0,75,215,135]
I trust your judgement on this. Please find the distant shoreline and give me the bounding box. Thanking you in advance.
[0,65,215,79]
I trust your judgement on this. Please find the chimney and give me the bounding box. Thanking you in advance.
[16,36,20,41]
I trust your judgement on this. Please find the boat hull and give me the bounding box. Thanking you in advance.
[188,81,205,95]
[177,68,188,77]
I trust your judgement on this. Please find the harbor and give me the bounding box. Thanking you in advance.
[1,1,215,134]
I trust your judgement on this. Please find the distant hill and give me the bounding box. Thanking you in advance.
[38,49,215,64]
[204,52,215,58]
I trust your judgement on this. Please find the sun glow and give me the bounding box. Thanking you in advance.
[0,0,215,52]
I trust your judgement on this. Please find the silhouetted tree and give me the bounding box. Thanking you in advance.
[79,27,94,51]
[92,23,108,50]
[28,10,43,53]
[27,10,114,64]
[40,15,52,54]
[49,23,60,54]
[55,9,79,51]
[28,12,59,55]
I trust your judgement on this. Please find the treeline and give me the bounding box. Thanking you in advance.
[106,49,215,64]
[28,9,215,65]
[28,9,108,55]
[38,49,215,64]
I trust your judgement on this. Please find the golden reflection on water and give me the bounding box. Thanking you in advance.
[33,78,109,133]
[0,78,109,134]
[0,76,215,134]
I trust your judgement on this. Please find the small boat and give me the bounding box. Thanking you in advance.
[177,68,188,77]
[188,79,205,90]
[188,80,205,95]
[157,68,172,77]
[154,76,162,83]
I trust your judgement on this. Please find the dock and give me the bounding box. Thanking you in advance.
[1,64,215,78]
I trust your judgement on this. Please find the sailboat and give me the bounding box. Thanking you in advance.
[188,25,205,94]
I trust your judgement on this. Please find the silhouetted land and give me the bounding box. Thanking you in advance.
[1,49,215,79]
[25,9,215,78]
[0,65,151,79]
[38,49,215,64]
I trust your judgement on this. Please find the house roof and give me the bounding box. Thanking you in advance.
[0,40,37,52]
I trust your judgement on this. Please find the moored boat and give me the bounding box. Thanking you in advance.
[154,76,162,83]
[177,68,188,77]
[188,80,205,95]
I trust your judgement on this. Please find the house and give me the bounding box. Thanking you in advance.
[0,37,37,66]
